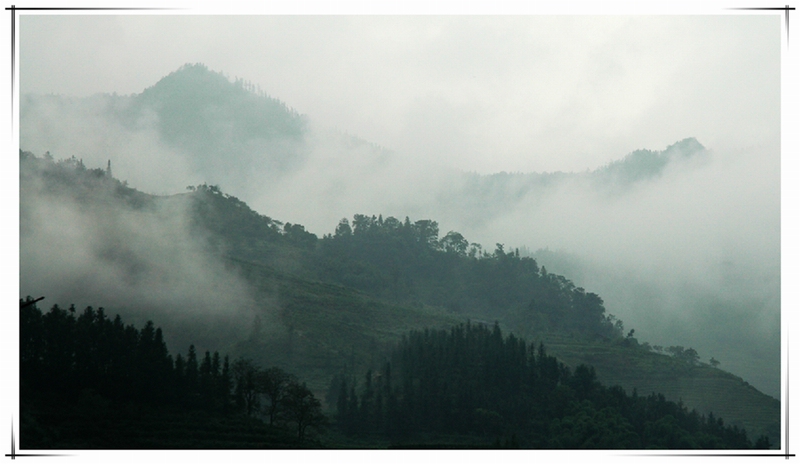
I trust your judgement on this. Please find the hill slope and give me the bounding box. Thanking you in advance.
[18,150,780,447]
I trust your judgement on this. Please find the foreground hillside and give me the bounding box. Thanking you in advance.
[19,150,780,448]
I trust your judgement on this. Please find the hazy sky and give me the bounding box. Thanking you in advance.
[18,9,781,173]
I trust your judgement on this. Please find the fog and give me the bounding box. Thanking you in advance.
[15,12,784,398]
[18,154,274,354]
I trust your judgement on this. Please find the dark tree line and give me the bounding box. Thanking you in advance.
[332,322,770,449]
[19,297,326,446]
[20,299,177,407]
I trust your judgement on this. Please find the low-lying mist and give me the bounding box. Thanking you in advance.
[18,156,277,355]
[19,79,781,397]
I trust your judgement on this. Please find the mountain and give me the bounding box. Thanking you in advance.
[17,63,779,448]
[19,63,315,200]
[18,64,713,236]
[18,149,780,447]
[130,63,308,173]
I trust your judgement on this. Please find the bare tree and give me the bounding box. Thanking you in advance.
[280,382,327,441]
[260,367,296,426]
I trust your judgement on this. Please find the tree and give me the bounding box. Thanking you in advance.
[668,346,699,366]
[232,358,261,416]
[667,346,685,358]
[441,231,468,255]
[755,435,772,449]
[280,382,327,441]
[352,214,372,235]
[709,357,720,369]
[219,355,232,413]
[683,348,700,366]
[413,219,439,248]
[184,345,199,404]
[335,218,352,237]
[260,366,296,426]
[283,222,317,247]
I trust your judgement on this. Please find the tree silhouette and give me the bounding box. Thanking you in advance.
[281,382,327,441]
[260,367,296,426]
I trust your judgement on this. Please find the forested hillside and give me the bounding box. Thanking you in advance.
[18,150,780,448]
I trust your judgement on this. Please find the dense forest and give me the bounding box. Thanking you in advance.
[18,150,779,448]
[332,322,769,448]
[20,297,326,448]
[19,297,769,449]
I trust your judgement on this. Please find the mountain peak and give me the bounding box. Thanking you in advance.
[139,63,240,104]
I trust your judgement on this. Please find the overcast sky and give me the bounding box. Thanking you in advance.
[17,8,782,174]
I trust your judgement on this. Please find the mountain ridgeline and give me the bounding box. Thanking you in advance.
[18,149,779,448]
[20,63,710,218]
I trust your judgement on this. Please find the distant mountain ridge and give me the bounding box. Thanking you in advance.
[590,137,708,187]
[22,63,707,197]
[428,136,708,234]
[461,137,708,200]
[129,63,309,182]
